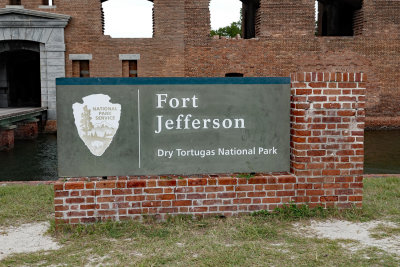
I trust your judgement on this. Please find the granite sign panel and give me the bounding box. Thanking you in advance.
[56,77,290,177]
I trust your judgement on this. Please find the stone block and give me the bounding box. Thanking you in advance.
[40,28,53,43]
[32,28,43,42]
[45,51,65,59]
[47,109,56,120]
[25,28,35,40]
[47,28,64,44]
[18,27,26,40]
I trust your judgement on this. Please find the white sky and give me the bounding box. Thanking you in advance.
[102,0,242,38]
[102,0,317,38]
[210,0,242,30]
[103,0,154,38]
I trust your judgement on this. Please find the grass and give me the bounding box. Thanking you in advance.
[236,173,255,179]
[362,177,400,223]
[370,223,400,239]
[0,184,54,227]
[0,177,399,266]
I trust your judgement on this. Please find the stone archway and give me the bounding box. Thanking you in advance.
[0,7,70,119]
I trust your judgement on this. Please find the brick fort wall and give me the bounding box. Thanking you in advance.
[0,0,397,128]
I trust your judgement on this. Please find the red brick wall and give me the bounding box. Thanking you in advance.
[54,175,299,224]
[0,0,397,125]
[54,72,365,224]
[182,0,400,124]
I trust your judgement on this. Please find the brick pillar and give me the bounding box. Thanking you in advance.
[15,119,39,140]
[291,72,366,208]
[43,120,57,133]
[0,126,16,151]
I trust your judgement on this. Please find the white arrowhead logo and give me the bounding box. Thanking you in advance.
[72,94,121,156]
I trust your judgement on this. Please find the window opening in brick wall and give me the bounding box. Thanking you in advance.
[101,0,153,38]
[225,72,244,77]
[122,60,138,77]
[210,0,242,38]
[315,0,363,36]
[242,0,260,39]
[9,0,21,5]
[72,60,90,78]
[42,0,54,6]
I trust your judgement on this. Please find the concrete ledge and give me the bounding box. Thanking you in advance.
[0,125,16,130]
[38,5,57,9]
[69,54,92,61]
[5,5,24,9]
[0,7,70,22]
[119,54,140,60]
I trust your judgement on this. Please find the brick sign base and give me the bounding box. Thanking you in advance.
[54,72,365,224]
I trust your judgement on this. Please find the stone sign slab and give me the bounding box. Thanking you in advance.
[56,77,290,177]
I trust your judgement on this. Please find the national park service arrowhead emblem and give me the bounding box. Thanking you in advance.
[72,94,121,156]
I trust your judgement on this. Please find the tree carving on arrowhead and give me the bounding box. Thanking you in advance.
[73,94,122,156]
[80,105,94,136]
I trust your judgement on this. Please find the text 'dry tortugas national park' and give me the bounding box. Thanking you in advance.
[0,0,396,224]
[57,78,291,176]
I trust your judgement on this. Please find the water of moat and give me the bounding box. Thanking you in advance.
[0,131,399,181]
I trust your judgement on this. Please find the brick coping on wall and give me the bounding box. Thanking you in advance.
[365,117,400,130]
[57,173,287,182]
[1,173,396,187]
[54,72,366,224]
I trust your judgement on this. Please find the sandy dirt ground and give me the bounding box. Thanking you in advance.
[296,220,400,257]
[0,222,60,261]
[0,220,399,261]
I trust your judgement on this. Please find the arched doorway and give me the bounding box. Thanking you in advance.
[0,7,70,119]
[0,41,41,107]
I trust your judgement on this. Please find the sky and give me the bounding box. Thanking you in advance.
[103,0,318,38]
[102,0,242,38]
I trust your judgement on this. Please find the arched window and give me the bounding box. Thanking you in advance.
[102,0,153,38]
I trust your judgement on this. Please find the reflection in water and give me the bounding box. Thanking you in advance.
[0,134,57,181]
[364,130,400,174]
[0,131,398,181]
